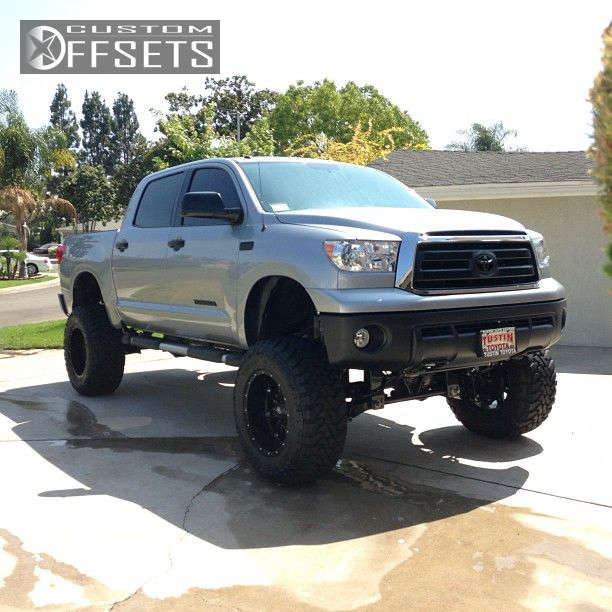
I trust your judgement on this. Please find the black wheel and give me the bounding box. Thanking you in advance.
[234,337,347,484]
[448,351,556,439]
[64,305,125,396]
[26,263,38,276]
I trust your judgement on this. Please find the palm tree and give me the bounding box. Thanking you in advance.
[0,186,76,276]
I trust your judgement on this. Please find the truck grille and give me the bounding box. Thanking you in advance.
[412,241,539,291]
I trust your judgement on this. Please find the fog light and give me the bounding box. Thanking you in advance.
[353,328,370,349]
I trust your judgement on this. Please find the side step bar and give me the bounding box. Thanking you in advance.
[122,334,244,367]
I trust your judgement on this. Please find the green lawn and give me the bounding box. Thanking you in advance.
[0,320,65,350]
[0,274,54,289]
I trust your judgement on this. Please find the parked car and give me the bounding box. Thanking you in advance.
[26,253,54,276]
[33,242,60,255]
[1,249,54,277]
[59,158,566,484]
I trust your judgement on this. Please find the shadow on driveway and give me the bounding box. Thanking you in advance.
[0,367,542,551]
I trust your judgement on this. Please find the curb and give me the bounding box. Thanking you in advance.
[0,276,60,295]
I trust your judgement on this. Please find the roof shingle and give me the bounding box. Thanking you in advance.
[369,150,593,187]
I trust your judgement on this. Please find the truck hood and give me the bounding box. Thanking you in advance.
[275,207,526,237]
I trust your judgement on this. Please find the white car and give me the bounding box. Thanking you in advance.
[1,249,54,277]
[25,253,55,276]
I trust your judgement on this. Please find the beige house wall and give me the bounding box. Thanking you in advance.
[428,195,611,347]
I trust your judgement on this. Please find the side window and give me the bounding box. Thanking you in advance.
[134,173,182,228]
[182,168,241,226]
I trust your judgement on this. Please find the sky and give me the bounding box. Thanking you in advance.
[1,0,610,151]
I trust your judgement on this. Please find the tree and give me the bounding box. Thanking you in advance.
[165,87,199,114]
[50,83,80,149]
[0,187,76,259]
[241,114,275,156]
[285,121,399,165]
[80,91,113,173]
[153,105,275,169]
[110,93,140,168]
[200,75,278,138]
[0,235,25,279]
[112,135,159,209]
[58,164,118,232]
[0,91,76,271]
[0,114,36,186]
[269,80,428,153]
[589,21,612,276]
[446,122,517,152]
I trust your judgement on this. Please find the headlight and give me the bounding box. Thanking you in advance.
[323,240,400,272]
[528,231,550,273]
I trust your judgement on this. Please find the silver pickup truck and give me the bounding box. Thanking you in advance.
[59,157,566,483]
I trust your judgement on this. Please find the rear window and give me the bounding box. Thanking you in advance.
[134,173,182,227]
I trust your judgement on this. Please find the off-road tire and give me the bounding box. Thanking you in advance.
[448,351,556,439]
[234,337,347,484]
[64,305,125,396]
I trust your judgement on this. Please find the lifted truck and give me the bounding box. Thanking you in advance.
[58,157,566,483]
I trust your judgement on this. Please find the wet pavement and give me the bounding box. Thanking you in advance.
[0,346,611,610]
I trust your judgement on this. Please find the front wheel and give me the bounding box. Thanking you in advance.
[26,263,38,276]
[233,337,347,484]
[64,305,125,396]
[448,351,556,439]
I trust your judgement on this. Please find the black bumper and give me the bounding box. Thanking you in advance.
[319,299,566,370]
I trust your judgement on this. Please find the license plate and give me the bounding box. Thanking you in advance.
[480,327,516,358]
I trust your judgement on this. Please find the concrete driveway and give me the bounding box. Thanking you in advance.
[0,346,611,610]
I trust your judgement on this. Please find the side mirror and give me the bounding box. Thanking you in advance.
[181,191,243,223]
[425,198,438,209]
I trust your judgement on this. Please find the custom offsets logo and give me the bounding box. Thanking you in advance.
[20,20,220,74]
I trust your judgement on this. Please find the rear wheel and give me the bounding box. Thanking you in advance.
[64,305,125,396]
[234,337,347,484]
[448,351,556,439]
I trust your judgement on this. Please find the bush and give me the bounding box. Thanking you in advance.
[0,236,25,279]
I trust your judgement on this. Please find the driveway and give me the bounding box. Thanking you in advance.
[0,282,63,327]
[0,346,611,610]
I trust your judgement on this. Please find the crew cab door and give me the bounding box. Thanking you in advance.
[162,165,244,344]
[111,171,184,329]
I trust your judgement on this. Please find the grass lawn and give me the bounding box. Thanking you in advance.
[0,274,54,289]
[0,320,65,350]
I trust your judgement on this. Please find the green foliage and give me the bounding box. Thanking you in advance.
[0,114,36,186]
[80,91,113,173]
[269,80,428,154]
[153,104,276,169]
[165,87,199,114]
[588,22,612,276]
[110,92,140,167]
[50,83,80,149]
[241,114,275,156]
[112,135,159,209]
[447,122,518,152]
[285,121,401,166]
[0,235,25,279]
[200,75,278,138]
[57,164,118,232]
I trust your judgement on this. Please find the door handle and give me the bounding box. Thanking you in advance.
[116,239,129,252]
[168,237,185,251]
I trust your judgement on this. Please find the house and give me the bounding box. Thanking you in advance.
[371,150,611,347]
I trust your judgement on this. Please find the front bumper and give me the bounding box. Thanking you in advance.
[319,298,566,370]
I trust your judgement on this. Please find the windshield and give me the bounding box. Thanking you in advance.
[239,161,431,212]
